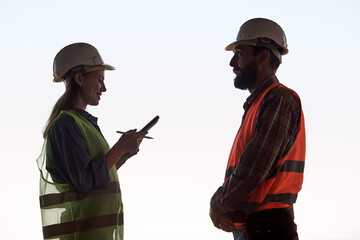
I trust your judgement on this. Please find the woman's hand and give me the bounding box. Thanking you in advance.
[117,129,147,155]
[105,129,147,170]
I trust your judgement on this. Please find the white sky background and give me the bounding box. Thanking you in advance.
[0,0,359,239]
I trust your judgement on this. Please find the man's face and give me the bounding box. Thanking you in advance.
[230,45,258,90]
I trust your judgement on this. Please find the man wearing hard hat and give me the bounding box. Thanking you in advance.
[210,18,306,240]
[37,42,147,240]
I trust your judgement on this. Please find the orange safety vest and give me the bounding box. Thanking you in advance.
[224,83,306,227]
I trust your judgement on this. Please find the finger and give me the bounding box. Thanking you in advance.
[220,225,234,232]
[211,219,222,230]
[219,224,235,232]
[218,220,234,232]
[211,219,221,229]
[137,130,148,137]
[126,129,137,134]
[218,217,235,231]
[129,150,138,156]
[219,221,234,231]
[218,214,233,225]
[138,136,145,144]
[209,207,221,229]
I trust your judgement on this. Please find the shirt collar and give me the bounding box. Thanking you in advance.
[74,108,98,124]
[244,75,279,109]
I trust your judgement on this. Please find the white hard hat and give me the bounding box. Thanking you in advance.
[52,42,115,82]
[225,18,288,63]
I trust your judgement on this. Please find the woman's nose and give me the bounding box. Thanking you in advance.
[101,83,107,92]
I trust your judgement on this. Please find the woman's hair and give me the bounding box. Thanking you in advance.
[43,66,87,138]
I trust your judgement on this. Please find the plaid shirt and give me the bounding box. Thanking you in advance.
[211,75,302,220]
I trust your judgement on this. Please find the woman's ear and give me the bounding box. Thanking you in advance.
[73,73,83,86]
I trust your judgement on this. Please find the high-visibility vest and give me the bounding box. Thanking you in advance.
[225,83,306,227]
[37,110,124,240]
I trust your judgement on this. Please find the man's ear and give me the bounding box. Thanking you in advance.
[74,73,83,86]
[257,49,270,66]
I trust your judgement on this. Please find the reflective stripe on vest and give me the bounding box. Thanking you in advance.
[37,110,124,240]
[224,83,306,216]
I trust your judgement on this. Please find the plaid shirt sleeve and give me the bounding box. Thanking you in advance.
[212,85,302,215]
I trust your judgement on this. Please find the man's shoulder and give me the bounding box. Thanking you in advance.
[262,84,302,113]
[266,84,301,102]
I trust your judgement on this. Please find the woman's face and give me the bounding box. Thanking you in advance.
[75,70,106,109]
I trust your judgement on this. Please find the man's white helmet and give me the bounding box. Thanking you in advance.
[225,18,288,63]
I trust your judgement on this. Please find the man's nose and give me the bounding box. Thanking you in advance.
[230,55,237,67]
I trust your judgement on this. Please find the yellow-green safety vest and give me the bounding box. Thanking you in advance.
[37,110,123,240]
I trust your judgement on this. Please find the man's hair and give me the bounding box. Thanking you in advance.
[252,46,280,71]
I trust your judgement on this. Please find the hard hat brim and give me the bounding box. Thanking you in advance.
[225,40,257,51]
[52,63,116,82]
[225,39,285,63]
[84,64,116,73]
[225,39,289,55]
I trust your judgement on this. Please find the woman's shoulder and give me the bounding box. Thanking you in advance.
[47,112,80,138]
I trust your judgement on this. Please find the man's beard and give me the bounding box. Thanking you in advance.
[233,61,258,90]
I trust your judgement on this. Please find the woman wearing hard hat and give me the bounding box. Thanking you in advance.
[37,42,146,240]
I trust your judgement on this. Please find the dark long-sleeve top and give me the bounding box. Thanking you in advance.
[212,76,302,216]
[46,108,110,192]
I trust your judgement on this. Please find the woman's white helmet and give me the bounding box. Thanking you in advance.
[52,42,115,82]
